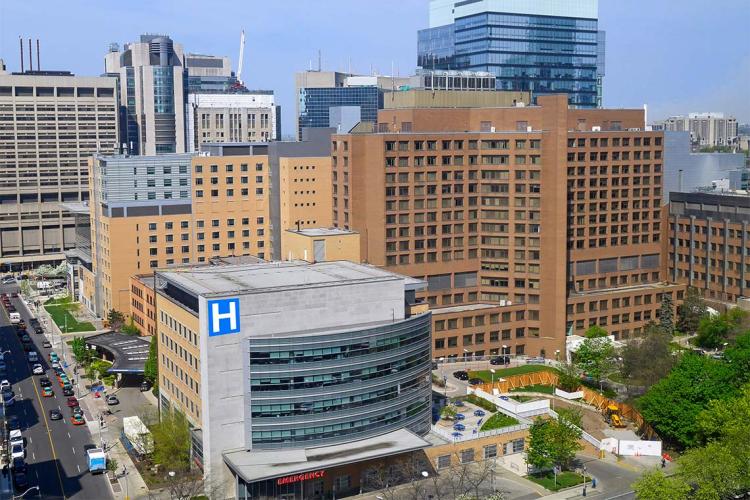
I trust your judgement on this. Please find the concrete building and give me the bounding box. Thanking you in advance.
[186,92,279,150]
[417,0,606,108]
[155,260,432,497]
[75,130,332,321]
[332,94,682,359]
[185,53,237,93]
[668,191,750,307]
[655,112,739,148]
[281,227,360,263]
[105,35,187,155]
[382,89,529,110]
[0,71,118,267]
[662,131,746,204]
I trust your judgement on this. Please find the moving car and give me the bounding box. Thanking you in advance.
[452,370,469,381]
[39,376,51,387]
[42,386,53,397]
[71,406,83,417]
[1,275,15,284]
[27,351,38,363]
[105,395,119,405]
[66,396,79,407]
[49,409,62,420]
[32,364,44,375]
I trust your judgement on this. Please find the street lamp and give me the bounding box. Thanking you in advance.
[13,485,40,498]
[122,464,130,500]
[490,368,496,386]
[463,349,469,370]
[502,345,508,365]
[554,349,560,363]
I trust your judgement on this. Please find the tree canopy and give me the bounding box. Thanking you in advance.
[583,325,608,338]
[621,323,677,389]
[573,337,617,388]
[677,287,707,335]
[658,293,675,335]
[526,415,582,472]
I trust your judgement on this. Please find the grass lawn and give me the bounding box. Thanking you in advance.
[510,384,554,394]
[45,295,73,306]
[470,365,557,382]
[527,471,586,491]
[479,412,518,431]
[44,304,95,333]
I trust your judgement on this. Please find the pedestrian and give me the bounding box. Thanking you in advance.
[661,457,666,468]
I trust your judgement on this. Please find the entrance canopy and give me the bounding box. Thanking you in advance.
[85,332,151,374]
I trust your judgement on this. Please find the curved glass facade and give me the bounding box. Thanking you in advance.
[247,313,432,449]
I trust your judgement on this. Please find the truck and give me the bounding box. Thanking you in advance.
[86,448,106,474]
[122,416,154,457]
[8,312,20,324]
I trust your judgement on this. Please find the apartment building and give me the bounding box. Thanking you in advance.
[155,260,432,497]
[656,112,739,148]
[0,71,118,267]
[668,191,750,307]
[332,94,682,359]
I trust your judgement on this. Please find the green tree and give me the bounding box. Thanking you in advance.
[440,404,457,420]
[637,353,739,448]
[71,336,87,360]
[696,308,749,349]
[677,286,707,335]
[573,337,617,390]
[583,325,608,338]
[556,362,581,393]
[526,416,582,472]
[121,316,141,335]
[144,336,158,388]
[632,469,690,500]
[658,293,675,335]
[621,323,677,388]
[723,331,750,385]
[106,309,125,331]
[151,408,192,471]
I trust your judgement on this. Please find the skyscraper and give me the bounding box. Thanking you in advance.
[105,35,187,155]
[417,0,606,108]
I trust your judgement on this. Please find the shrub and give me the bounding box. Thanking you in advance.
[466,394,497,413]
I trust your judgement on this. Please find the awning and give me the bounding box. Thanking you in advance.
[85,332,151,374]
[223,428,431,484]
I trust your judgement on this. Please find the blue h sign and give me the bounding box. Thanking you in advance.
[207,298,241,337]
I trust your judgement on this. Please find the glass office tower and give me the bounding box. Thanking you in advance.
[297,86,382,139]
[418,0,605,108]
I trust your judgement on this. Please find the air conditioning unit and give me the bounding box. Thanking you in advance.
[526,126,533,132]
[490,127,496,132]
[592,126,601,132]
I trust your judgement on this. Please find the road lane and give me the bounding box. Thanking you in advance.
[1,287,112,500]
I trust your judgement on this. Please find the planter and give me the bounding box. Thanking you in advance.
[555,388,584,400]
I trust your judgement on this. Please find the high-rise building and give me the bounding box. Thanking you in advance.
[186,92,279,150]
[331,95,681,359]
[105,35,187,155]
[0,71,118,267]
[417,0,606,108]
[184,53,234,93]
[154,260,432,495]
[668,191,750,306]
[654,113,739,148]
[72,130,332,320]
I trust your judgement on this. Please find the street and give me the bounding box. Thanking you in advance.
[0,283,112,499]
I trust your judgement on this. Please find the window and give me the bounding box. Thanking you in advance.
[484,444,497,459]
[460,448,475,463]
[437,455,451,470]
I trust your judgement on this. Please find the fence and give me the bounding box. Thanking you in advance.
[431,423,529,443]
[475,368,660,442]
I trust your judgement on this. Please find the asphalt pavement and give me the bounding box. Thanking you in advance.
[0,283,112,499]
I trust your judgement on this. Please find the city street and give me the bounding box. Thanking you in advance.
[0,283,112,499]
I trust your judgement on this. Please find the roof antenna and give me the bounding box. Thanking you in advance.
[36,39,40,71]
[28,38,32,72]
[317,49,321,72]
[19,37,24,73]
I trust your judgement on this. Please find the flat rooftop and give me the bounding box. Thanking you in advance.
[285,227,358,237]
[160,260,425,297]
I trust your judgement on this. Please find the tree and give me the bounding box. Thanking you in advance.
[121,316,141,335]
[440,404,458,420]
[71,336,94,365]
[583,325,608,338]
[526,416,582,472]
[637,353,739,448]
[556,362,581,393]
[144,336,158,389]
[621,323,677,389]
[695,308,749,349]
[573,337,617,390]
[658,293,675,335]
[677,286,707,335]
[107,309,125,331]
[632,469,690,500]
[151,408,191,471]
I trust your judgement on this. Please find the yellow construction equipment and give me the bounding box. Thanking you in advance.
[605,404,626,428]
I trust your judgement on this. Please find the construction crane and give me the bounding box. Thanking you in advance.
[236,29,245,86]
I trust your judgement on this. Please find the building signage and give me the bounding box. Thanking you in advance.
[207,298,241,336]
[276,470,326,486]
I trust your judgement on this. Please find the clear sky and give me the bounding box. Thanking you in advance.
[1,0,747,137]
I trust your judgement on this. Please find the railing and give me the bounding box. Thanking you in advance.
[431,423,529,443]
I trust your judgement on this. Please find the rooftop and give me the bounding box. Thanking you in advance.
[85,332,151,374]
[286,227,358,237]
[159,260,425,297]
[223,428,431,484]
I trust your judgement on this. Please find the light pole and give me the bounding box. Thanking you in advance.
[123,464,130,500]
[502,345,508,366]
[13,485,40,498]
[490,368,496,386]
[463,349,469,371]
[555,349,560,363]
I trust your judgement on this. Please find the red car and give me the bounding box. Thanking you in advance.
[66,397,79,408]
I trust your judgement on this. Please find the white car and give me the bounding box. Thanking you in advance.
[0,380,9,391]
[9,430,23,449]
[10,442,24,460]
[32,364,44,375]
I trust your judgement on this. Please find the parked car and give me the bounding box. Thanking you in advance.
[11,457,26,473]
[39,376,51,387]
[10,442,24,460]
[62,387,74,397]
[0,361,6,372]
[32,364,44,375]
[105,395,119,405]
[452,370,469,381]
[139,381,151,392]
[71,406,83,417]
[490,355,511,366]
[66,396,79,407]
[7,415,20,431]
[10,292,18,298]
[468,378,484,386]
[71,414,85,426]
[42,387,54,398]
[0,379,10,391]
[42,340,52,348]
[3,390,15,406]
[12,471,28,492]
[49,409,62,420]
[34,326,43,335]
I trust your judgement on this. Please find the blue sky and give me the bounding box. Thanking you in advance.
[1,0,748,137]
